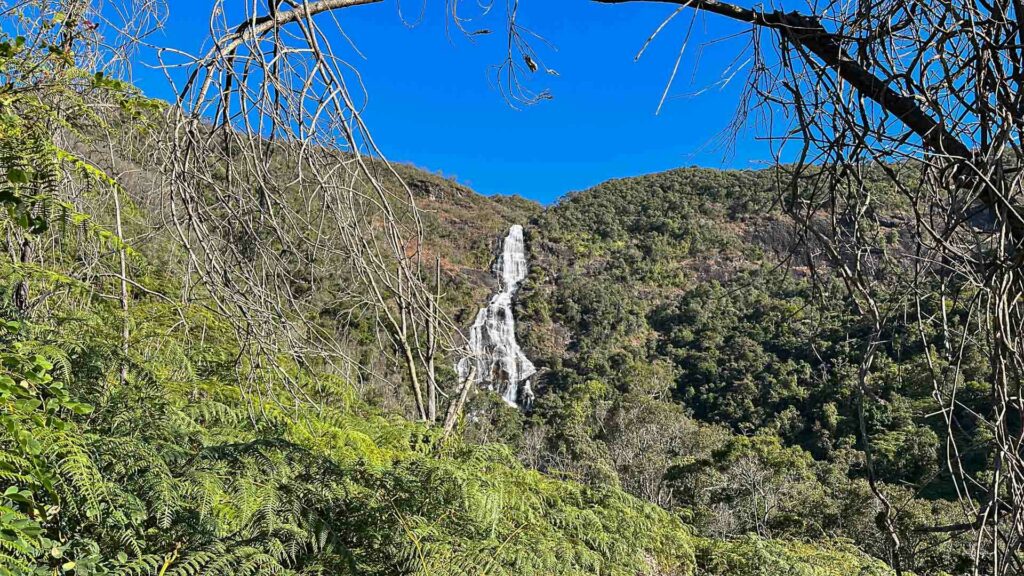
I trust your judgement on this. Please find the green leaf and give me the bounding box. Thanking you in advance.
[6,167,29,184]
[14,399,42,412]
[24,437,42,455]
[65,402,93,415]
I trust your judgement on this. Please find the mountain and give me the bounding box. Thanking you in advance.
[500,166,976,575]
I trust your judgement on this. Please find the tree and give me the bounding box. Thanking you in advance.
[162,0,455,423]
[5,0,459,426]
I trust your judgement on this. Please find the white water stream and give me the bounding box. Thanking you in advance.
[457,225,537,407]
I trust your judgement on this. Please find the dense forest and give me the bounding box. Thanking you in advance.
[511,168,981,574]
[5,0,1024,575]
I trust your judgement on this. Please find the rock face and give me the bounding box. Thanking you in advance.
[457,225,536,407]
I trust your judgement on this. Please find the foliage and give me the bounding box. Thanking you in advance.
[0,265,703,575]
[694,536,895,576]
[518,167,981,574]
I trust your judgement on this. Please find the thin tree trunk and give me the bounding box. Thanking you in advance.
[113,184,129,386]
[13,238,31,314]
[105,141,130,386]
[398,277,427,421]
[426,256,440,423]
[443,367,476,439]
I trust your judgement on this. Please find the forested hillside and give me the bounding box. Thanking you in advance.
[511,167,981,575]
[0,8,901,575]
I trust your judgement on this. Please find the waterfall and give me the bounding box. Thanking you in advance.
[457,225,537,407]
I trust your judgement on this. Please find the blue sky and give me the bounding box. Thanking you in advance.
[132,1,778,204]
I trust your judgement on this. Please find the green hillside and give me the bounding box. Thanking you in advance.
[0,8,959,576]
[507,167,980,575]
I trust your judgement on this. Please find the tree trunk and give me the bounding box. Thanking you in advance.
[13,238,31,314]
[443,367,476,439]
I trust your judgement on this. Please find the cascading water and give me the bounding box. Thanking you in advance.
[457,225,537,407]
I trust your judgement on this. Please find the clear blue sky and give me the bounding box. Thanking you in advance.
[132,1,779,204]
